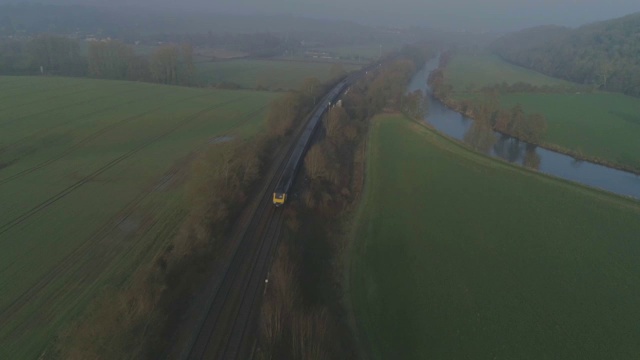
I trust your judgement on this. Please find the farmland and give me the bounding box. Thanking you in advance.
[0,76,276,359]
[196,59,359,90]
[443,52,640,172]
[350,114,640,359]
[499,92,640,171]
[444,52,572,92]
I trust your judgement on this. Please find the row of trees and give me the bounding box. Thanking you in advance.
[491,14,640,96]
[458,97,548,144]
[149,31,300,58]
[429,52,549,145]
[303,105,363,210]
[87,40,195,85]
[0,34,85,75]
[0,35,195,85]
[301,47,432,210]
[462,112,543,171]
[401,89,427,121]
[427,49,455,100]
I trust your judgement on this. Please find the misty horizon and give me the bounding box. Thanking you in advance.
[1,0,639,32]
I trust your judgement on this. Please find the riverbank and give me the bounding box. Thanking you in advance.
[350,113,640,359]
[437,94,640,176]
[439,52,640,175]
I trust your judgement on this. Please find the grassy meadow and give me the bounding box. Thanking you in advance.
[350,114,640,359]
[444,52,572,91]
[196,59,359,90]
[444,52,640,171]
[500,92,640,170]
[0,76,276,359]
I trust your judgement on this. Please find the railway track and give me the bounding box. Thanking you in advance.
[175,82,350,360]
[175,62,380,358]
[183,180,285,359]
[178,118,295,360]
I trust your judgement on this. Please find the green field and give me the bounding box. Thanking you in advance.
[196,59,359,90]
[500,93,640,170]
[444,53,572,91]
[0,76,276,359]
[444,53,640,171]
[350,114,640,359]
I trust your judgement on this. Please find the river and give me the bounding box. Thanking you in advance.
[408,57,640,200]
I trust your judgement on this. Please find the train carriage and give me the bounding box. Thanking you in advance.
[272,64,378,206]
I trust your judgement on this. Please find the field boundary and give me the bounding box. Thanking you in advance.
[408,114,640,206]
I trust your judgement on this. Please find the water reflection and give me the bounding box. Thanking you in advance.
[571,159,584,169]
[407,57,640,199]
[523,145,541,171]
[463,122,496,154]
[492,136,525,164]
[462,132,540,171]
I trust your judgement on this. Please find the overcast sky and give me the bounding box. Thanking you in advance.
[150,0,640,31]
[9,0,640,31]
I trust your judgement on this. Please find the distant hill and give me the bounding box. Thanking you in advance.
[492,12,640,96]
[0,3,121,35]
[0,3,382,43]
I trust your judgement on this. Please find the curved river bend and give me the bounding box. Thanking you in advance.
[408,58,640,200]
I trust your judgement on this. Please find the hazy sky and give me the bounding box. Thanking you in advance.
[165,0,640,31]
[8,0,640,31]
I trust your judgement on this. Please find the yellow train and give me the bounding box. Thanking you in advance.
[273,192,286,206]
[270,62,378,206]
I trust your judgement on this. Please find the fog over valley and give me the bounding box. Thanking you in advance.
[2,0,640,359]
[2,0,640,31]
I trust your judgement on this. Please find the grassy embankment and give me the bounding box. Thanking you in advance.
[350,114,640,359]
[444,53,640,171]
[196,59,359,90]
[0,76,276,359]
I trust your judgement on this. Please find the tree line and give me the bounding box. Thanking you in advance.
[0,35,195,85]
[459,96,548,145]
[298,49,432,211]
[148,32,301,58]
[301,45,432,211]
[0,34,85,76]
[429,51,548,145]
[491,13,640,97]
